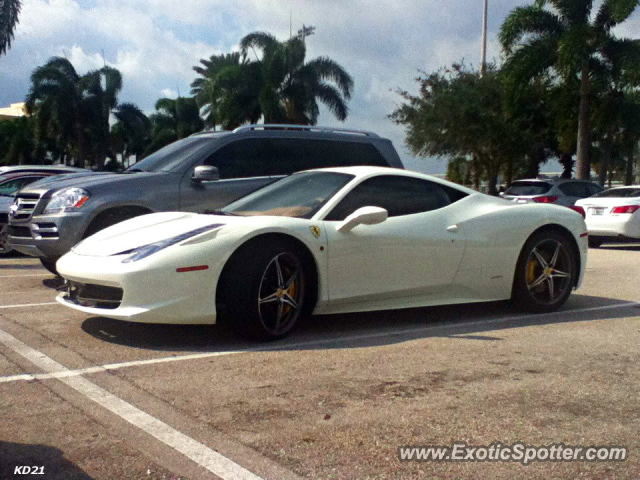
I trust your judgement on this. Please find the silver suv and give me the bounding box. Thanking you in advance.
[502,178,603,207]
[8,125,403,273]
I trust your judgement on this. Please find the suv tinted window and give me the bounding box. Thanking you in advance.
[325,175,452,221]
[265,139,389,176]
[204,139,274,178]
[559,182,599,198]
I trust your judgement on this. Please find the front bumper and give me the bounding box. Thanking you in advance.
[8,213,88,258]
[56,248,226,325]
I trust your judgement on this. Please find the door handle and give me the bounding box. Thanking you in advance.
[447,224,459,233]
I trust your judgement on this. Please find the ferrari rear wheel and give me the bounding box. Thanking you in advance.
[219,242,309,341]
[512,230,576,313]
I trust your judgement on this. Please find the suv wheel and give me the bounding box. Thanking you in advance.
[0,222,13,255]
[40,258,59,276]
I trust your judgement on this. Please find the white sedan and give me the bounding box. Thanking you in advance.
[56,167,588,340]
[575,186,640,248]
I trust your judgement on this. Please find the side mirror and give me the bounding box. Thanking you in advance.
[192,165,220,182]
[337,206,388,233]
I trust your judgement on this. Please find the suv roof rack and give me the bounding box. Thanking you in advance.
[232,124,380,138]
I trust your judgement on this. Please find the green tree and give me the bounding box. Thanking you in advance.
[109,103,151,167]
[0,0,21,56]
[143,97,204,156]
[191,52,261,130]
[391,64,528,195]
[0,116,37,165]
[500,0,640,180]
[26,57,142,168]
[239,31,354,124]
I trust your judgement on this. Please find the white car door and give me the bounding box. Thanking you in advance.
[322,175,465,309]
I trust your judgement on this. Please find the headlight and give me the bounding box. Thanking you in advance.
[119,223,224,263]
[43,188,90,214]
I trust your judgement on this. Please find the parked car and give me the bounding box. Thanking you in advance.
[502,178,603,208]
[8,125,404,273]
[575,186,640,247]
[1,169,90,254]
[0,165,86,176]
[56,166,587,340]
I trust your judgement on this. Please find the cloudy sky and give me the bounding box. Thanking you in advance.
[1,0,639,173]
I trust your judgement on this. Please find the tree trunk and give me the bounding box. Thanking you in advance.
[598,129,613,187]
[471,155,481,191]
[505,158,514,187]
[487,166,499,196]
[626,143,634,186]
[559,152,574,178]
[575,61,591,180]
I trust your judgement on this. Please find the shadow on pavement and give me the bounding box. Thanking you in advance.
[0,441,93,479]
[80,294,639,354]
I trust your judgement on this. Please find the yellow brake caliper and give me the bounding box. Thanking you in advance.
[527,260,537,284]
[283,280,296,314]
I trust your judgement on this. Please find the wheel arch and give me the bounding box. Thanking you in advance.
[84,205,154,238]
[216,232,320,314]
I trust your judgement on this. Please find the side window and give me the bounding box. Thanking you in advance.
[558,182,581,197]
[264,139,309,176]
[307,140,389,169]
[0,176,45,195]
[325,175,451,221]
[203,139,274,179]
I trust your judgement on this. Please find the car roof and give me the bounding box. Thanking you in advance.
[299,166,478,194]
[0,165,85,174]
[511,178,596,184]
[0,171,55,183]
[190,124,388,142]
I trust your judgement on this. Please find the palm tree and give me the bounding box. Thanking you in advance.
[143,97,204,156]
[191,52,261,130]
[0,0,21,56]
[500,0,640,180]
[239,31,354,125]
[26,57,139,168]
[110,103,151,167]
[26,57,89,167]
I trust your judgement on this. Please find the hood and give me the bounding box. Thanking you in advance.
[21,171,168,195]
[72,211,231,257]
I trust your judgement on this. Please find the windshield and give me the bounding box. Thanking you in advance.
[126,137,211,173]
[505,181,552,196]
[592,187,640,198]
[0,177,43,196]
[222,171,354,219]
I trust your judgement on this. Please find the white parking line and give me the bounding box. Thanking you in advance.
[0,327,262,480]
[1,301,637,385]
[0,302,59,309]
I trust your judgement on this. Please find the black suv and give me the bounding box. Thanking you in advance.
[8,125,404,273]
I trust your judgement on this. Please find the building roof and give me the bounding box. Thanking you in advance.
[0,103,28,121]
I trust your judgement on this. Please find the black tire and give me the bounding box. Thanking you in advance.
[512,230,577,313]
[588,237,604,248]
[0,222,13,255]
[218,241,311,341]
[40,258,60,276]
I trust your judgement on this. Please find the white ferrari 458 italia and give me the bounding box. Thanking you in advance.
[57,167,588,340]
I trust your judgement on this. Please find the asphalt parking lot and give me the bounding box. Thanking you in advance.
[1,245,639,479]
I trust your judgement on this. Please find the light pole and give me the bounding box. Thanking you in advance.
[481,0,488,76]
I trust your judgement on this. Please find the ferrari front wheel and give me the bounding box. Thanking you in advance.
[219,242,308,341]
[512,230,577,313]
